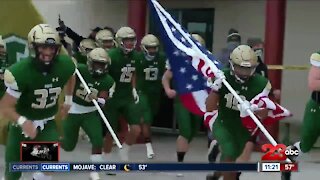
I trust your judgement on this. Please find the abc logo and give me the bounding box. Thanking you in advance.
[285,149,299,156]
[261,144,299,161]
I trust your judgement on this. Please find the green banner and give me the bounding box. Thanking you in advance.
[0,0,45,65]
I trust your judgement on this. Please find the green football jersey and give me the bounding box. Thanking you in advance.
[4,55,76,120]
[217,69,270,121]
[136,52,166,94]
[73,64,115,106]
[108,48,139,98]
[73,52,87,65]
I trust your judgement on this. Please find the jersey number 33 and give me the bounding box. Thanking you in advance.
[31,87,62,109]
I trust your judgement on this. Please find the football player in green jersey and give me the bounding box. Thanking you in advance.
[290,51,320,154]
[61,48,114,180]
[0,36,8,98]
[0,36,9,146]
[281,52,320,180]
[73,38,96,141]
[0,24,76,180]
[73,38,96,64]
[103,26,140,161]
[205,45,270,180]
[136,34,166,159]
[162,34,204,168]
[95,29,115,52]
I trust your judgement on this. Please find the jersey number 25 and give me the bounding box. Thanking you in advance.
[120,67,135,83]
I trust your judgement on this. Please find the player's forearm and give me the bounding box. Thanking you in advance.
[64,75,76,96]
[308,79,320,91]
[205,92,219,112]
[1,107,21,123]
[162,70,172,91]
[131,73,137,89]
[0,94,21,123]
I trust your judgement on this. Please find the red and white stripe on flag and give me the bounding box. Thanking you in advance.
[241,95,292,129]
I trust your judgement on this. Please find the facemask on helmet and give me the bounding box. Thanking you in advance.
[253,48,264,63]
[87,48,111,77]
[229,45,258,83]
[0,36,6,61]
[116,27,137,54]
[28,24,61,73]
[141,34,159,61]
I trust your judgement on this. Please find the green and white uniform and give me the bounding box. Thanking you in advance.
[136,52,166,124]
[298,52,320,153]
[61,64,114,151]
[212,69,269,160]
[105,48,140,131]
[4,55,75,180]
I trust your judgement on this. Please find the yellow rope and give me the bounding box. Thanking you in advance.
[267,65,310,70]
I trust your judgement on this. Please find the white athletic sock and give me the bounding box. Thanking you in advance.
[294,141,302,153]
[89,172,100,180]
[90,154,103,179]
[146,142,155,158]
[90,154,104,163]
[32,172,52,180]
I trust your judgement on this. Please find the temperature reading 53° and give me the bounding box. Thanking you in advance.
[139,164,148,171]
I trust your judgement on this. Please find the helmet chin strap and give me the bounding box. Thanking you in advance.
[120,40,136,54]
[144,54,155,61]
[229,61,245,84]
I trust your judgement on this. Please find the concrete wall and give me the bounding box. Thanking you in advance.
[32,0,128,38]
[32,0,320,142]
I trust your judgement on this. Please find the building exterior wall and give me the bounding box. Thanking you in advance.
[32,0,128,37]
[32,0,320,142]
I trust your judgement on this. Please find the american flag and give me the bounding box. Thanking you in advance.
[149,0,222,115]
[149,0,291,129]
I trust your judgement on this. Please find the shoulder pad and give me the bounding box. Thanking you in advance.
[4,69,19,90]
[71,57,78,68]
[266,81,272,91]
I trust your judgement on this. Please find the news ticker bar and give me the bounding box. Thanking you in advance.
[10,162,298,172]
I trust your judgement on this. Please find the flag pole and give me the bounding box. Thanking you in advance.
[151,0,291,162]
